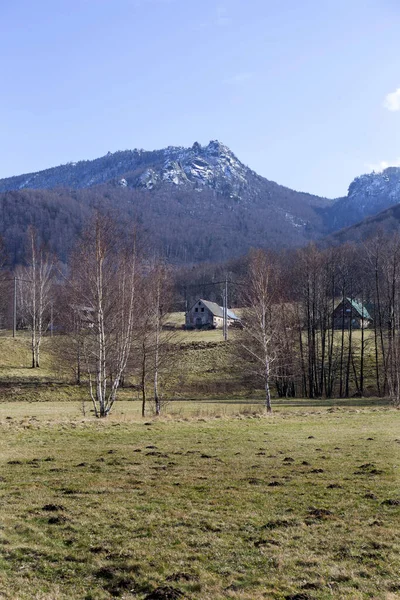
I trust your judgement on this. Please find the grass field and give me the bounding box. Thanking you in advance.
[0,330,399,599]
[0,329,243,401]
[0,401,399,599]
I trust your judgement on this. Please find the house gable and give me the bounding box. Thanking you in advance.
[332,298,372,329]
[185,298,240,329]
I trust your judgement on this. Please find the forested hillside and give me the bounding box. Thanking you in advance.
[2,141,400,265]
[0,183,328,265]
[0,140,333,264]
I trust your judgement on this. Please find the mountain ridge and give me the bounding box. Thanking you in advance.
[1,140,400,264]
[0,140,330,203]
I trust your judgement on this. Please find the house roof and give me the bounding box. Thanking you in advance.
[197,299,240,320]
[346,298,372,320]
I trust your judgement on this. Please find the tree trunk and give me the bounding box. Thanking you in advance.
[141,343,147,418]
[345,294,353,398]
[339,286,345,397]
[264,359,272,413]
[154,281,161,416]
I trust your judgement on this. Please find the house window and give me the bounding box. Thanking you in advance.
[195,308,198,312]
[201,308,204,312]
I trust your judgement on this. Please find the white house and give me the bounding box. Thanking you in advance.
[185,299,240,329]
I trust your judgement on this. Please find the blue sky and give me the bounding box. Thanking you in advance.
[0,0,399,197]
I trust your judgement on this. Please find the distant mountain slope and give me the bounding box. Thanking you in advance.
[324,167,400,231]
[325,202,400,246]
[0,189,90,264]
[1,141,400,264]
[0,141,333,263]
[0,183,328,265]
[0,140,328,208]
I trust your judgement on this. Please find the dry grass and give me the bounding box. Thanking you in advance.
[0,330,399,598]
[0,401,399,599]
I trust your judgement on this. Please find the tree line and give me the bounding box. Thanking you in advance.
[1,217,400,415]
[237,237,400,410]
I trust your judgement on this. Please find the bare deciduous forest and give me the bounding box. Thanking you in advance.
[2,216,400,415]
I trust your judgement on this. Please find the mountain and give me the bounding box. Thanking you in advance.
[325,201,400,247]
[0,140,326,206]
[1,141,400,265]
[0,141,333,264]
[324,167,400,231]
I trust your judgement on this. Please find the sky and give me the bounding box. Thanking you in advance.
[0,0,399,198]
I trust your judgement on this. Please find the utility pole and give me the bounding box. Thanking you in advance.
[13,276,17,338]
[184,285,188,330]
[222,287,226,340]
[223,277,228,341]
[50,302,53,337]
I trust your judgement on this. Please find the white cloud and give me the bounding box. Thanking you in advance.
[383,88,400,111]
[367,158,400,173]
[223,72,254,86]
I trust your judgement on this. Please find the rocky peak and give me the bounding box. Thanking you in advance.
[348,167,400,203]
[125,140,250,198]
[0,140,251,200]
[325,165,400,231]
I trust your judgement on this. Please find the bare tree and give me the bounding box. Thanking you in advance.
[237,249,282,413]
[69,214,139,417]
[17,227,55,368]
[380,234,400,405]
[133,261,176,417]
[0,237,10,329]
[50,279,88,385]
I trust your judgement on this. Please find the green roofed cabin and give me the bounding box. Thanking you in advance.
[332,298,373,330]
[185,299,240,330]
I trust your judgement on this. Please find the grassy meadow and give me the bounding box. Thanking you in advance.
[0,329,399,599]
[0,402,399,599]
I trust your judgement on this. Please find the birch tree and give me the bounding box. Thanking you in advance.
[133,262,175,417]
[380,234,400,405]
[238,249,281,413]
[17,228,55,368]
[69,215,139,417]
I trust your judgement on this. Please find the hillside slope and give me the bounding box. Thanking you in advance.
[2,141,400,263]
[0,141,333,263]
[325,201,400,246]
[324,167,400,231]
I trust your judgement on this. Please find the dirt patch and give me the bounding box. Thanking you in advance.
[354,463,384,475]
[254,538,281,547]
[48,515,67,525]
[42,504,64,512]
[146,451,168,457]
[94,566,136,597]
[261,519,299,530]
[166,573,198,582]
[301,581,323,590]
[144,586,184,599]
[306,507,333,522]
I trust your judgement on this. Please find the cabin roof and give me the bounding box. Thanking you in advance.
[196,299,240,320]
[346,298,372,320]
